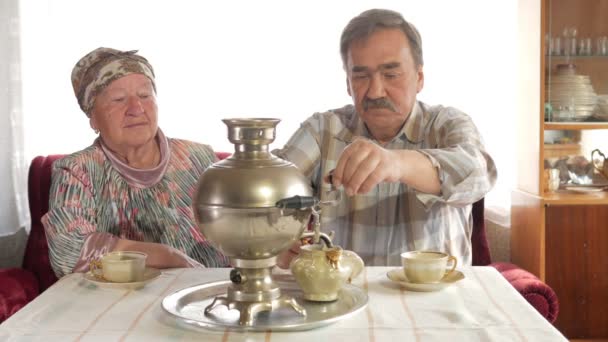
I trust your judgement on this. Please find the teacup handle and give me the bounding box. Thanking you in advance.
[89,260,104,280]
[444,256,457,278]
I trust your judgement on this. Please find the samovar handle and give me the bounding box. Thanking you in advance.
[276,192,340,247]
[275,195,323,246]
[275,195,318,209]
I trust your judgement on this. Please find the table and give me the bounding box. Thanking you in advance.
[0,267,567,341]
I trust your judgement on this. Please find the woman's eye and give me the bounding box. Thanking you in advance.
[352,74,369,80]
[112,97,125,102]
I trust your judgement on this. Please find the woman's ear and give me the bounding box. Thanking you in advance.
[89,113,98,133]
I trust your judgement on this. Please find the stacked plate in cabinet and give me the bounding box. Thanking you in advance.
[546,65,597,121]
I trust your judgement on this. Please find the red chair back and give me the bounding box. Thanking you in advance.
[471,198,492,266]
[22,155,64,291]
[215,151,231,161]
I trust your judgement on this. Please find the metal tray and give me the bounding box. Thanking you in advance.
[161,275,368,332]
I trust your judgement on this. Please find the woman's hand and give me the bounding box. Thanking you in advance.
[145,244,203,269]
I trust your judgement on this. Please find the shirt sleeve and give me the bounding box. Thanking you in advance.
[272,115,323,187]
[42,159,99,278]
[415,107,497,208]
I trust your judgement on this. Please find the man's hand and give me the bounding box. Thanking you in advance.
[331,138,401,196]
[276,242,302,269]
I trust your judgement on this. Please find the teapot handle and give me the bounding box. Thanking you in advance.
[591,149,608,178]
[342,250,365,283]
[300,231,334,248]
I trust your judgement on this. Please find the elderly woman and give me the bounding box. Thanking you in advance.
[42,47,228,278]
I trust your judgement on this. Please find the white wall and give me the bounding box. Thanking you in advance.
[19,0,517,211]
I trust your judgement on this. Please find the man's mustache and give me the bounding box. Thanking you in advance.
[363,97,397,112]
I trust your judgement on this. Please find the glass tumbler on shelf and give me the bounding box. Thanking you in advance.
[562,26,578,57]
[551,37,562,56]
[578,38,592,56]
[567,36,577,57]
[544,169,561,193]
[597,36,608,56]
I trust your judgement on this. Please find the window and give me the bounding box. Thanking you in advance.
[19,0,517,213]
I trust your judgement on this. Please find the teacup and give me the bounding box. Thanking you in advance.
[401,251,457,284]
[90,251,147,283]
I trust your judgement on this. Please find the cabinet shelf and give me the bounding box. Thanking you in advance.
[543,190,608,205]
[543,143,579,149]
[544,122,608,130]
[546,55,608,60]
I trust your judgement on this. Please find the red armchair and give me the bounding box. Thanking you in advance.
[473,198,559,323]
[0,155,62,322]
[0,153,558,324]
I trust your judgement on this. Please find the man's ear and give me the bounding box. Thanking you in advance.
[346,77,352,97]
[416,66,424,93]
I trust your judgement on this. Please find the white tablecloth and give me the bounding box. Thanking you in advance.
[0,267,566,341]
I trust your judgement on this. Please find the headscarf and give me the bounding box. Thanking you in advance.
[71,47,156,116]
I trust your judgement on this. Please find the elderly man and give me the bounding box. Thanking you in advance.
[275,9,496,267]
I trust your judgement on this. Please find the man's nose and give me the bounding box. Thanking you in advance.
[126,96,144,115]
[366,73,387,99]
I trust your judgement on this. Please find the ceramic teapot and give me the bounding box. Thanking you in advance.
[591,149,608,179]
[290,241,364,302]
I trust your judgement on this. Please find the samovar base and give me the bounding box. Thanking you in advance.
[204,257,306,326]
[204,294,306,326]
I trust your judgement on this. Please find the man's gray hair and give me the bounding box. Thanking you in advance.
[340,9,423,68]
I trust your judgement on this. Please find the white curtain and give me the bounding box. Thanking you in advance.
[0,0,29,241]
[19,0,517,216]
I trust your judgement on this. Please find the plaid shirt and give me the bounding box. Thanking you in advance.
[273,101,497,266]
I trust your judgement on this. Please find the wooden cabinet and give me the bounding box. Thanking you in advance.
[512,0,608,339]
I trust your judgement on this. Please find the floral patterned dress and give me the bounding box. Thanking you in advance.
[42,138,229,277]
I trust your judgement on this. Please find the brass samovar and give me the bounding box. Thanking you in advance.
[192,118,319,326]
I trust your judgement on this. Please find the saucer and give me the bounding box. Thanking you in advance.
[83,267,161,290]
[564,185,607,193]
[386,269,464,292]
